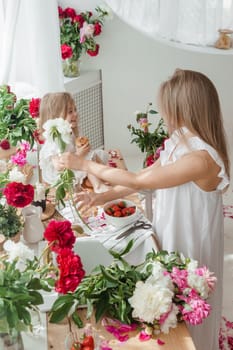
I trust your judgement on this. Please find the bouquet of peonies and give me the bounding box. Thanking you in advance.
[127,103,168,167]
[49,247,216,342]
[58,4,110,76]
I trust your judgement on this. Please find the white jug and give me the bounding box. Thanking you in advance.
[22,205,44,243]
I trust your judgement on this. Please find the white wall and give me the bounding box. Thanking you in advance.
[59,1,233,174]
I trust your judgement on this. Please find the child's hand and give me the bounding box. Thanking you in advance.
[74,191,103,209]
[51,155,65,171]
[76,143,90,157]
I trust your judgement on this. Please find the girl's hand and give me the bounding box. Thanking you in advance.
[52,155,65,171]
[74,191,103,209]
[59,152,82,170]
[76,143,90,157]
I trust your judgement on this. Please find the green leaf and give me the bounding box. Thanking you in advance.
[72,311,83,328]
[49,302,74,323]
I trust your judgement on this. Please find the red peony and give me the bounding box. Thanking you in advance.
[94,22,102,36]
[29,98,41,118]
[87,44,99,57]
[61,44,73,59]
[43,220,76,252]
[0,139,10,150]
[58,6,64,19]
[55,247,85,294]
[64,7,76,19]
[73,14,85,27]
[3,182,34,208]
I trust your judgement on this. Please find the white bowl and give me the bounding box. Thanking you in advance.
[103,199,139,228]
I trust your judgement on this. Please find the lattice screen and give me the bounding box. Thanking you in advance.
[72,83,104,149]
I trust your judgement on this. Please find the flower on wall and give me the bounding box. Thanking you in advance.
[58,4,110,61]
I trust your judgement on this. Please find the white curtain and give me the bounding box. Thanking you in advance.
[105,0,233,47]
[0,0,64,98]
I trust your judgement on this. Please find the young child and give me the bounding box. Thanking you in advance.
[59,69,230,350]
[39,92,110,193]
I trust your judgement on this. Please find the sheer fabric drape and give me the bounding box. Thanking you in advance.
[105,0,233,46]
[0,0,64,97]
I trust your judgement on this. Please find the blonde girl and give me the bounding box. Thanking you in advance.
[39,92,109,192]
[59,69,230,350]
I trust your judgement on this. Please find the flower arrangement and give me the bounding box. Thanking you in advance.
[127,103,168,167]
[49,246,216,342]
[58,4,110,77]
[0,85,40,149]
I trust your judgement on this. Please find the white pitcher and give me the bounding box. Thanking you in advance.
[22,205,44,243]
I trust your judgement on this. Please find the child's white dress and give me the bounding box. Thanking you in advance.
[152,127,229,350]
[39,135,109,185]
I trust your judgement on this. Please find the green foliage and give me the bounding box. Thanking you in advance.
[0,85,37,148]
[49,247,190,327]
[0,203,23,238]
[0,255,55,332]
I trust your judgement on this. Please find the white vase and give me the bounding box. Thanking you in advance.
[22,205,44,243]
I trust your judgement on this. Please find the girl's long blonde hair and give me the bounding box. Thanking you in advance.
[39,92,79,136]
[157,69,230,178]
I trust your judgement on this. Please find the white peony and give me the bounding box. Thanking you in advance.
[43,118,72,146]
[160,304,179,334]
[3,240,34,270]
[9,167,26,183]
[144,261,174,291]
[128,279,174,324]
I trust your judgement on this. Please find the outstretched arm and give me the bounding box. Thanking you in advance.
[59,150,216,191]
[74,185,135,209]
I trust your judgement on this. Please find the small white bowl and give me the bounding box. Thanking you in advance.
[103,199,139,228]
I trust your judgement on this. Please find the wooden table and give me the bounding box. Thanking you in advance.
[47,309,196,350]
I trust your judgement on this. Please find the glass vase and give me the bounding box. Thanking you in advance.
[62,58,80,78]
[0,329,24,350]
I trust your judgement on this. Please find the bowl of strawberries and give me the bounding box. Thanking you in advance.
[65,325,101,350]
[103,199,139,228]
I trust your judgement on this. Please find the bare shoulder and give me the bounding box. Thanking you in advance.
[183,150,219,171]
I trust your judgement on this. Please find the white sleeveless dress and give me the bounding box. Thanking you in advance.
[152,128,229,350]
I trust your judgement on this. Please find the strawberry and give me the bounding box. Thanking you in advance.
[105,208,113,216]
[111,205,120,212]
[113,210,122,217]
[118,201,126,208]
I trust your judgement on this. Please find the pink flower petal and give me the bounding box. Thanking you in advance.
[157,338,165,345]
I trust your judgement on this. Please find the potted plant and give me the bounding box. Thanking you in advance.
[0,203,23,242]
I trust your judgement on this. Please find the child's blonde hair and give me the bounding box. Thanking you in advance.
[39,92,79,136]
[158,69,230,178]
